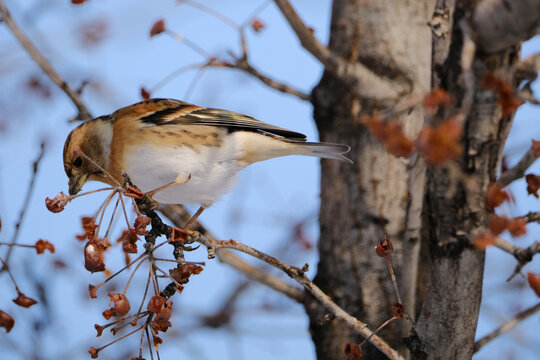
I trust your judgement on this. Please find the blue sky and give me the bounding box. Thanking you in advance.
[0,1,539,359]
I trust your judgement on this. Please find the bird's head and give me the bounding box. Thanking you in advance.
[63,116,114,195]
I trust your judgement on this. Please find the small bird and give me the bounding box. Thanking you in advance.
[63,98,351,225]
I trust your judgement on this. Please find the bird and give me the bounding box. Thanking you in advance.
[63,98,351,227]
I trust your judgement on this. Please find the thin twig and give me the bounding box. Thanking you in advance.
[498,142,539,187]
[492,237,540,281]
[272,0,407,102]
[196,235,405,360]
[2,142,45,269]
[473,302,540,353]
[0,0,92,121]
[519,211,540,224]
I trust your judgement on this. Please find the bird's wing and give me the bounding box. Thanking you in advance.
[132,98,307,141]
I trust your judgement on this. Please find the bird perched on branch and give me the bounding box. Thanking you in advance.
[63,98,351,226]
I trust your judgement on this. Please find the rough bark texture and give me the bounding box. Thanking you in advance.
[305,0,535,359]
[306,1,434,358]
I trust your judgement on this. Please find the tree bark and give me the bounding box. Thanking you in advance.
[306,1,434,358]
[305,0,535,359]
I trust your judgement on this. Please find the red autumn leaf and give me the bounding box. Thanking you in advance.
[251,19,265,32]
[35,239,55,254]
[78,216,98,241]
[118,229,139,254]
[151,301,173,333]
[141,87,151,100]
[89,284,98,299]
[507,218,527,237]
[13,293,38,308]
[102,308,113,320]
[422,88,452,109]
[532,139,540,157]
[344,342,363,360]
[84,241,106,273]
[527,273,540,297]
[169,263,204,283]
[105,293,131,317]
[147,295,166,313]
[485,184,510,210]
[150,19,165,37]
[171,227,189,243]
[488,215,509,235]
[481,73,522,116]
[94,323,104,337]
[45,192,70,213]
[392,302,405,318]
[363,116,414,157]
[525,174,540,198]
[133,216,151,235]
[89,347,98,359]
[416,118,462,165]
[154,335,163,348]
[0,310,14,333]
[473,233,496,250]
[375,238,393,257]
[124,186,145,199]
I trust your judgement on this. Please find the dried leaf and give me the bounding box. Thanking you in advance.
[106,293,131,317]
[344,342,363,360]
[71,0,87,4]
[488,215,509,236]
[118,229,138,254]
[473,233,495,250]
[392,302,405,318]
[150,19,165,37]
[482,73,522,116]
[416,118,462,165]
[507,218,527,237]
[422,88,452,109]
[527,273,540,297]
[13,293,38,308]
[363,116,414,157]
[375,238,393,257]
[532,139,540,157]
[0,310,14,333]
[94,323,104,337]
[133,216,151,235]
[89,347,98,359]
[485,184,510,210]
[151,301,173,333]
[141,87,151,100]
[124,186,145,199]
[251,19,265,32]
[169,263,204,283]
[35,239,55,254]
[45,192,70,213]
[525,174,540,198]
[171,227,189,243]
[147,295,166,313]
[89,284,98,299]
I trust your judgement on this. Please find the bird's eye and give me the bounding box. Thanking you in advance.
[74,157,83,168]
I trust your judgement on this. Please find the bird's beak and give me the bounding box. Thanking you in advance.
[68,173,88,195]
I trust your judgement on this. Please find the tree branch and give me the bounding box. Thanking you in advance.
[497,142,540,187]
[273,0,409,102]
[473,0,540,53]
[492,237,540,281]
[157,204,304,303]
[473,302,540,353]
[0,0,92,121]
[219,59,310,101]
[195,235,406,360]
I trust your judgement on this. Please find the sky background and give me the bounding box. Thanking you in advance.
[0,1,539,359]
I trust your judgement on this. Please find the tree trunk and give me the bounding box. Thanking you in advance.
[306,0,434,358]
[305,0,526,359]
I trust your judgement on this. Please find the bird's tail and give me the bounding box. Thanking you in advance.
[288,141,353,163]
